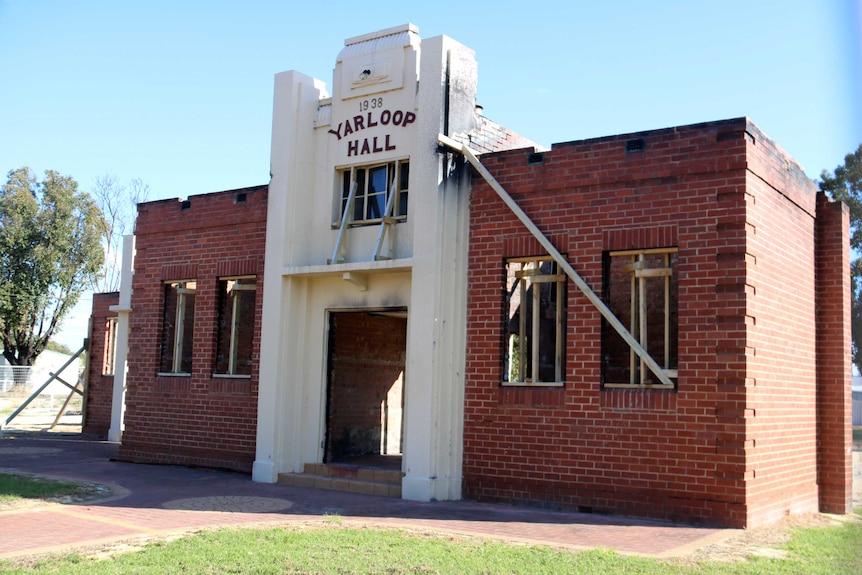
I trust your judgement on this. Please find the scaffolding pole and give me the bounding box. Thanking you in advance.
[437,133,674,387]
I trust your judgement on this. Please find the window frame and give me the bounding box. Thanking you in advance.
[602,247,678,389]
[214,275,257,378]
[503,256,566,387]
[335,159,409,226]
[158,279,196,376]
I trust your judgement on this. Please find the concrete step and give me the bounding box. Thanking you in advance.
[278,462,404,497]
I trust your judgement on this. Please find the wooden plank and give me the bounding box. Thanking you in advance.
[634,268,672,278]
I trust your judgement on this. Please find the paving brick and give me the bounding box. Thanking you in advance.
[0,436,735,560]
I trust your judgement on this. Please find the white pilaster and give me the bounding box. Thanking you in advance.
[108,234,135,443]
[401,35,475,501]
[254,71,328,483]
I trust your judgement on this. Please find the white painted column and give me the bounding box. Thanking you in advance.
[401,36,475,501]
[253,71,327,483]
[108,234,134,443]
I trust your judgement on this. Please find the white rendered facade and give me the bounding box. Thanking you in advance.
[253,25,481,501]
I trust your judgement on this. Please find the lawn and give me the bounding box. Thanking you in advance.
[0,473,859,574]
[0,520,860,575]
[0,473,106,506]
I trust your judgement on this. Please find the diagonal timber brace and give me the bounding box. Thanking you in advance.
[438,134,675,387]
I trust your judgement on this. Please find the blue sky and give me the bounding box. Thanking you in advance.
[1,0,860,349]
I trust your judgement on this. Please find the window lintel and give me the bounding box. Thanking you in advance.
[608,247,678,257]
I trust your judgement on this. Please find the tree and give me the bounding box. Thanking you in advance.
[0,168,106,366]
[45,340,74,356]
[90,173,150,292]
[818,144,862,374]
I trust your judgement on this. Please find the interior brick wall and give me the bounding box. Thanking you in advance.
[326,312,407,460]
[463,118,846,528]
[83,291,119,437]
[118,185,267,473]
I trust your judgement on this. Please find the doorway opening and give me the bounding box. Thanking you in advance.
[324,309,407,471]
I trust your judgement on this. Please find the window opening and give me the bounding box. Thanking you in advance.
[504,257,565,386]
[103,317,118,375]
[159,280,196,375]
[338,160,409,225]
[215,277,257,377]
[331,160,409,264]
[602,248,678,388]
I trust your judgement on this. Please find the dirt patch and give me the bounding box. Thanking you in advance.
[0,413,83,435]
[670,512,861,567]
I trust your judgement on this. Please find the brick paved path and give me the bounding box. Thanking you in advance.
[0,435,732,560]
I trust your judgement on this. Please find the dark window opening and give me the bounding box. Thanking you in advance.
[159,280,196,374]
[215,277,257,376]
[602,249,678,387]
[504,257,566,385]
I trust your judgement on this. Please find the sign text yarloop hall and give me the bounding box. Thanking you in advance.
[329,98,416,157]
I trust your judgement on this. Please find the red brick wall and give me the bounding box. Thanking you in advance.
[118,186,267,473]
[742,128,821,525]
[83,292,119,437]
[815,193,853,513]
[463,118,842,527]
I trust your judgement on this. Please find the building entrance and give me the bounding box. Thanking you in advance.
[324,309,407,470]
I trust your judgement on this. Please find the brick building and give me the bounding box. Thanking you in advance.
[88,25,852,528]
[82,291,118,437]
[115,185,267,472]
[459,118,852,527]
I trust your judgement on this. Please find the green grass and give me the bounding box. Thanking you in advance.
[0,472,859,574]
[0,473,102,504]
[1,520,860,575]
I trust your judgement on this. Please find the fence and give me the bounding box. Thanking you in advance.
[854,391,862,426]
[0,365,32,392]
[2,347,85,432]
